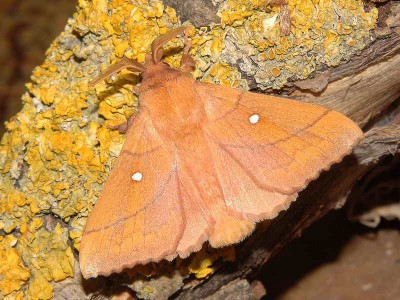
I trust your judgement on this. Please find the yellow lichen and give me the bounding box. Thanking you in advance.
[188,249,215,279]
[0,244,30,296]
[271,67,281,77]
[219,0,378,88]
[142,285,155,295]
[186,247,236,279]
[27,274,53,300]
[4,291,25,300]
[17,222,74,284]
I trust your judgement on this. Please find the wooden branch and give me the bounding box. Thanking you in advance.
[354,125,400,165]
[291,46,400,127]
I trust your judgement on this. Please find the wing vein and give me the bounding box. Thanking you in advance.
[85,167,176,235]
[174,170,187,253]
[213,90,246,121]
[231,118,295,170]
[205,131,273,194]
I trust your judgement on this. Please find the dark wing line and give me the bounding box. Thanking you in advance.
[181,155,228,222]
[176,171,209,222]
[220,108,333,163]
[231,119,308,173]
[199,81,334,156]
[140,169,186,262]
[173,171,188,252]
[84,164,177,235]
[201,133,242,214]
[221,108,331,148]
[194,83,246,122]
[204,109,338,195]
[97,113,165,253]
[228,118,295,170]
[204,128,278,195]
[225,121,316,175]
[213,90,246,121]
[207,133,292,195]
[199,81,339,155]
[121,146,162,158]
[110,168,185,266]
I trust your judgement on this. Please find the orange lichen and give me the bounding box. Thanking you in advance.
[187,248,221,279]
[0,241,30,296]
[187,247,236,279]
[219,0,378,88]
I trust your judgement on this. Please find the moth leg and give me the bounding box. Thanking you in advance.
[107,115,135,134]
[89,57,146,86]
[132,85,140,95]
[180,31,196,73]
[269,0,291,36]
[279,4,291,36]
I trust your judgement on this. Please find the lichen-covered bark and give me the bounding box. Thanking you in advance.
[0,0,399,299]
[162,0,220,26]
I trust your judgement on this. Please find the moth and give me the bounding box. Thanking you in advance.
[80,27,363,278]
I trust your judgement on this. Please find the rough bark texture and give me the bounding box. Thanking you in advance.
[162,0,220,27]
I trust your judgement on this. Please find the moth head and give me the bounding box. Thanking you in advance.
[89,27,189,87]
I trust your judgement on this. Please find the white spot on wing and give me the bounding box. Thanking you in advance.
[132,172,143,182]
[249,114,260,124]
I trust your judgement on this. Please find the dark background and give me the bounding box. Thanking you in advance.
[0,0,76,134]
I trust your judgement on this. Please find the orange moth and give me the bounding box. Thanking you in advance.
[80,27,363,278]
